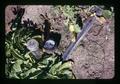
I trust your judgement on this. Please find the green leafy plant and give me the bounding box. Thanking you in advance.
[102,9,112,19]
[54,5,81,33]
[5,7,75,79]
[54,5,81,42]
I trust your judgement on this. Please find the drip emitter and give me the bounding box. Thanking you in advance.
[26,39,42,60]
[44,39,55,50]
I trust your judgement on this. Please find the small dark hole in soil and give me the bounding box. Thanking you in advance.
[49,32,61,47]
[43,32,61,50]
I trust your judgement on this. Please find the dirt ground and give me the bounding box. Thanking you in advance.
[70,18,114,79]
[5,5,114,79]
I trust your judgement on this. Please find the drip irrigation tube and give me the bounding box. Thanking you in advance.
[62,16,96,60]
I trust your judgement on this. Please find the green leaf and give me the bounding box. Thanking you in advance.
[74,24,81,33]
[23,60,29,65]
[40,55,57,66]
[11,49,25,60]
[9,71,20,79]
[5,42,11,57]
[5,64,9,76]
[58,61,72,72]
[59,70,74,79]
[20,68,37,78]
[49,61,62,75]
[46,56,58,67]
[24,52,35,63]
[40,57,50,65]
[32,35,42,39]
[102,10,112,19]
[12,59,23,72]
[46,73,60,79]
[24,52,31,59]
[37,64,47,68]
